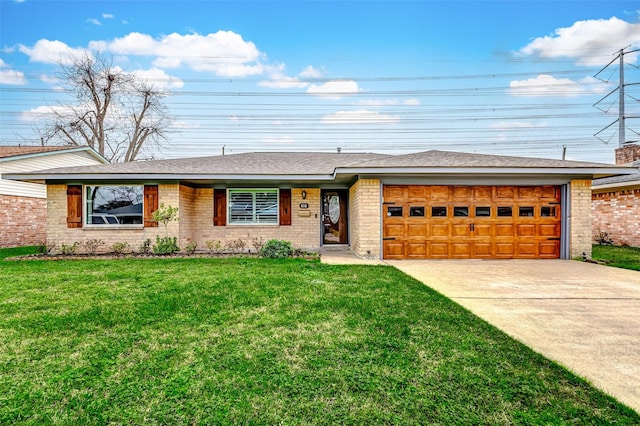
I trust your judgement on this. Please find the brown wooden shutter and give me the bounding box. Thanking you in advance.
[143,185,159,227]
[66,185,83,228]
[279,188,291,226]
[213,189,226,226]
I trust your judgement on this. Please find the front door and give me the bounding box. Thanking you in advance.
[322,190,348,244]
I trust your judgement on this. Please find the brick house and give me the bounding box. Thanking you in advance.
[0,146,107,248]
[592,143,640,247]
[5,150,633,259]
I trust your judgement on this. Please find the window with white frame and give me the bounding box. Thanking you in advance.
[228,189,278,224]
[85,185,144,225]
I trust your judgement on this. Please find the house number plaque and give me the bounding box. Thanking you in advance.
[299,203,309,209]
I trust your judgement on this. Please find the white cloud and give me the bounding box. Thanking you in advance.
[307,80,360,99]
[508,74,601,97]
[96,31,265,77]
[259,65,308,89]
[87,18,101,26]
[18,39,90,64]
[299,65,323,78]
[102,13,115,19]
[134,68,184,90]
[322,110,400,124]
[519,17,640,66]
[403,98,421,106]
[0,59,26,85]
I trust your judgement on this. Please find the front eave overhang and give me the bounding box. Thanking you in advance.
[592,180,640,192]
[4,165,634,184]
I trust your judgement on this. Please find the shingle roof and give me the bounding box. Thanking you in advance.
[592,172,640,187]
[0,145,76,159]
[4,149,633,181]
[349,150,614,169]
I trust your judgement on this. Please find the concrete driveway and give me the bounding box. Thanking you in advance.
[385,259,640,413]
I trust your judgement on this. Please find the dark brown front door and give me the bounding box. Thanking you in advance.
[383,185,561,259]
[322,190,348,244]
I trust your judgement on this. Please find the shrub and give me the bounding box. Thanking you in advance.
[260,239,294,259]
[226,239,246,254]
[153,236,180,255]
[139,238,152,254]
[252,237,265,253]
[594,230,614,246]
[205,239,222,254]
[184,241,198,255]
[59,242,79,255]
[83,239,105,255]
[110,242,131,255]
[152,203,179,236]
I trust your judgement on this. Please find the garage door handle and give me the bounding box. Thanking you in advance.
[547,237,560,241]
[383,237,396,241]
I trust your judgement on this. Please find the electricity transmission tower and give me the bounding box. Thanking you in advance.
[593,47,640,147]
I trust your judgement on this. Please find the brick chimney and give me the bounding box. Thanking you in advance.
[615,143,640,165]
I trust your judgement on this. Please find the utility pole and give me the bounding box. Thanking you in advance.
[593,46,640,147]
[618,48,625,147]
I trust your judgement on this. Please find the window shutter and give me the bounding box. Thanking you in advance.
[144,185,159,227]
[66,185,83,228]
[279,188,291,226]
[213,189,226,226]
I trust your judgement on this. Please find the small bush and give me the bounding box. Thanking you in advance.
[205,239,222,254]
[252,237,265,253]
[83,239,105,255]
[184,241,198,255]
[139,238,152,254]
[110,242,131,255]
[260,239,294,259]
[594,230,614,246]
[60,242,79,255]
[153,236,180,255]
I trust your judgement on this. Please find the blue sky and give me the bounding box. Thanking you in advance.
[1,0,640,162]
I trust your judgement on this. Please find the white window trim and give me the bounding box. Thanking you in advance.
[227,188,279,226]
[83,184,145,228]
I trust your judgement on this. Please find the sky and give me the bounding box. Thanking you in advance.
[1,0,640,163]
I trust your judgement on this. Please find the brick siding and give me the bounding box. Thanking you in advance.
[570,179,593,258]
[349,179,381,258]
[592,188,640,247]
[46,184,321,254]
[0,194,46,248]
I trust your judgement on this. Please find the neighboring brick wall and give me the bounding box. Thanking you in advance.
[592,188,640,247]
[570,179,593,259]
[349,179,381,258]
[0,194,46,248]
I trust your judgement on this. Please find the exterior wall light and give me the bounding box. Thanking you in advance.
[301,190,307,199]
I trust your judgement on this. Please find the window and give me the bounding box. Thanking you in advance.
[475,206,491,217]
[519,206,534,217]
[85,185,143,225]
[409,206,425,217]
[454,206,469,217]
[387,206,403,217]
[497,206,512,217]
[228,189,278,224]
[541,206,556,217]
[431,206,447,217]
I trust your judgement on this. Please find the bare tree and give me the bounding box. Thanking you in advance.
[39,53,170,162]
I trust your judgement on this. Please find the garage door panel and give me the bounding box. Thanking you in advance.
[429,243,449,257]
[516,224,536,237]
[430,223,449,237]
[407,224,428,238]
[406,243,427,257]
[384,223,405,238]
[382,185,561,259]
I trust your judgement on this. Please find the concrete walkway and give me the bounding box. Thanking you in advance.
[385,259,640,413]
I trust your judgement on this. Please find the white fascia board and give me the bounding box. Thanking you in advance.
[334,166,635,176]
[0,146,108,164]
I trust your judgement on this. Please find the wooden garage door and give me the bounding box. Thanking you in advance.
[383,185,561,259]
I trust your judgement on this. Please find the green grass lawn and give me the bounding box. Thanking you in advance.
[1,253,638,424]
[592,244,640,271]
